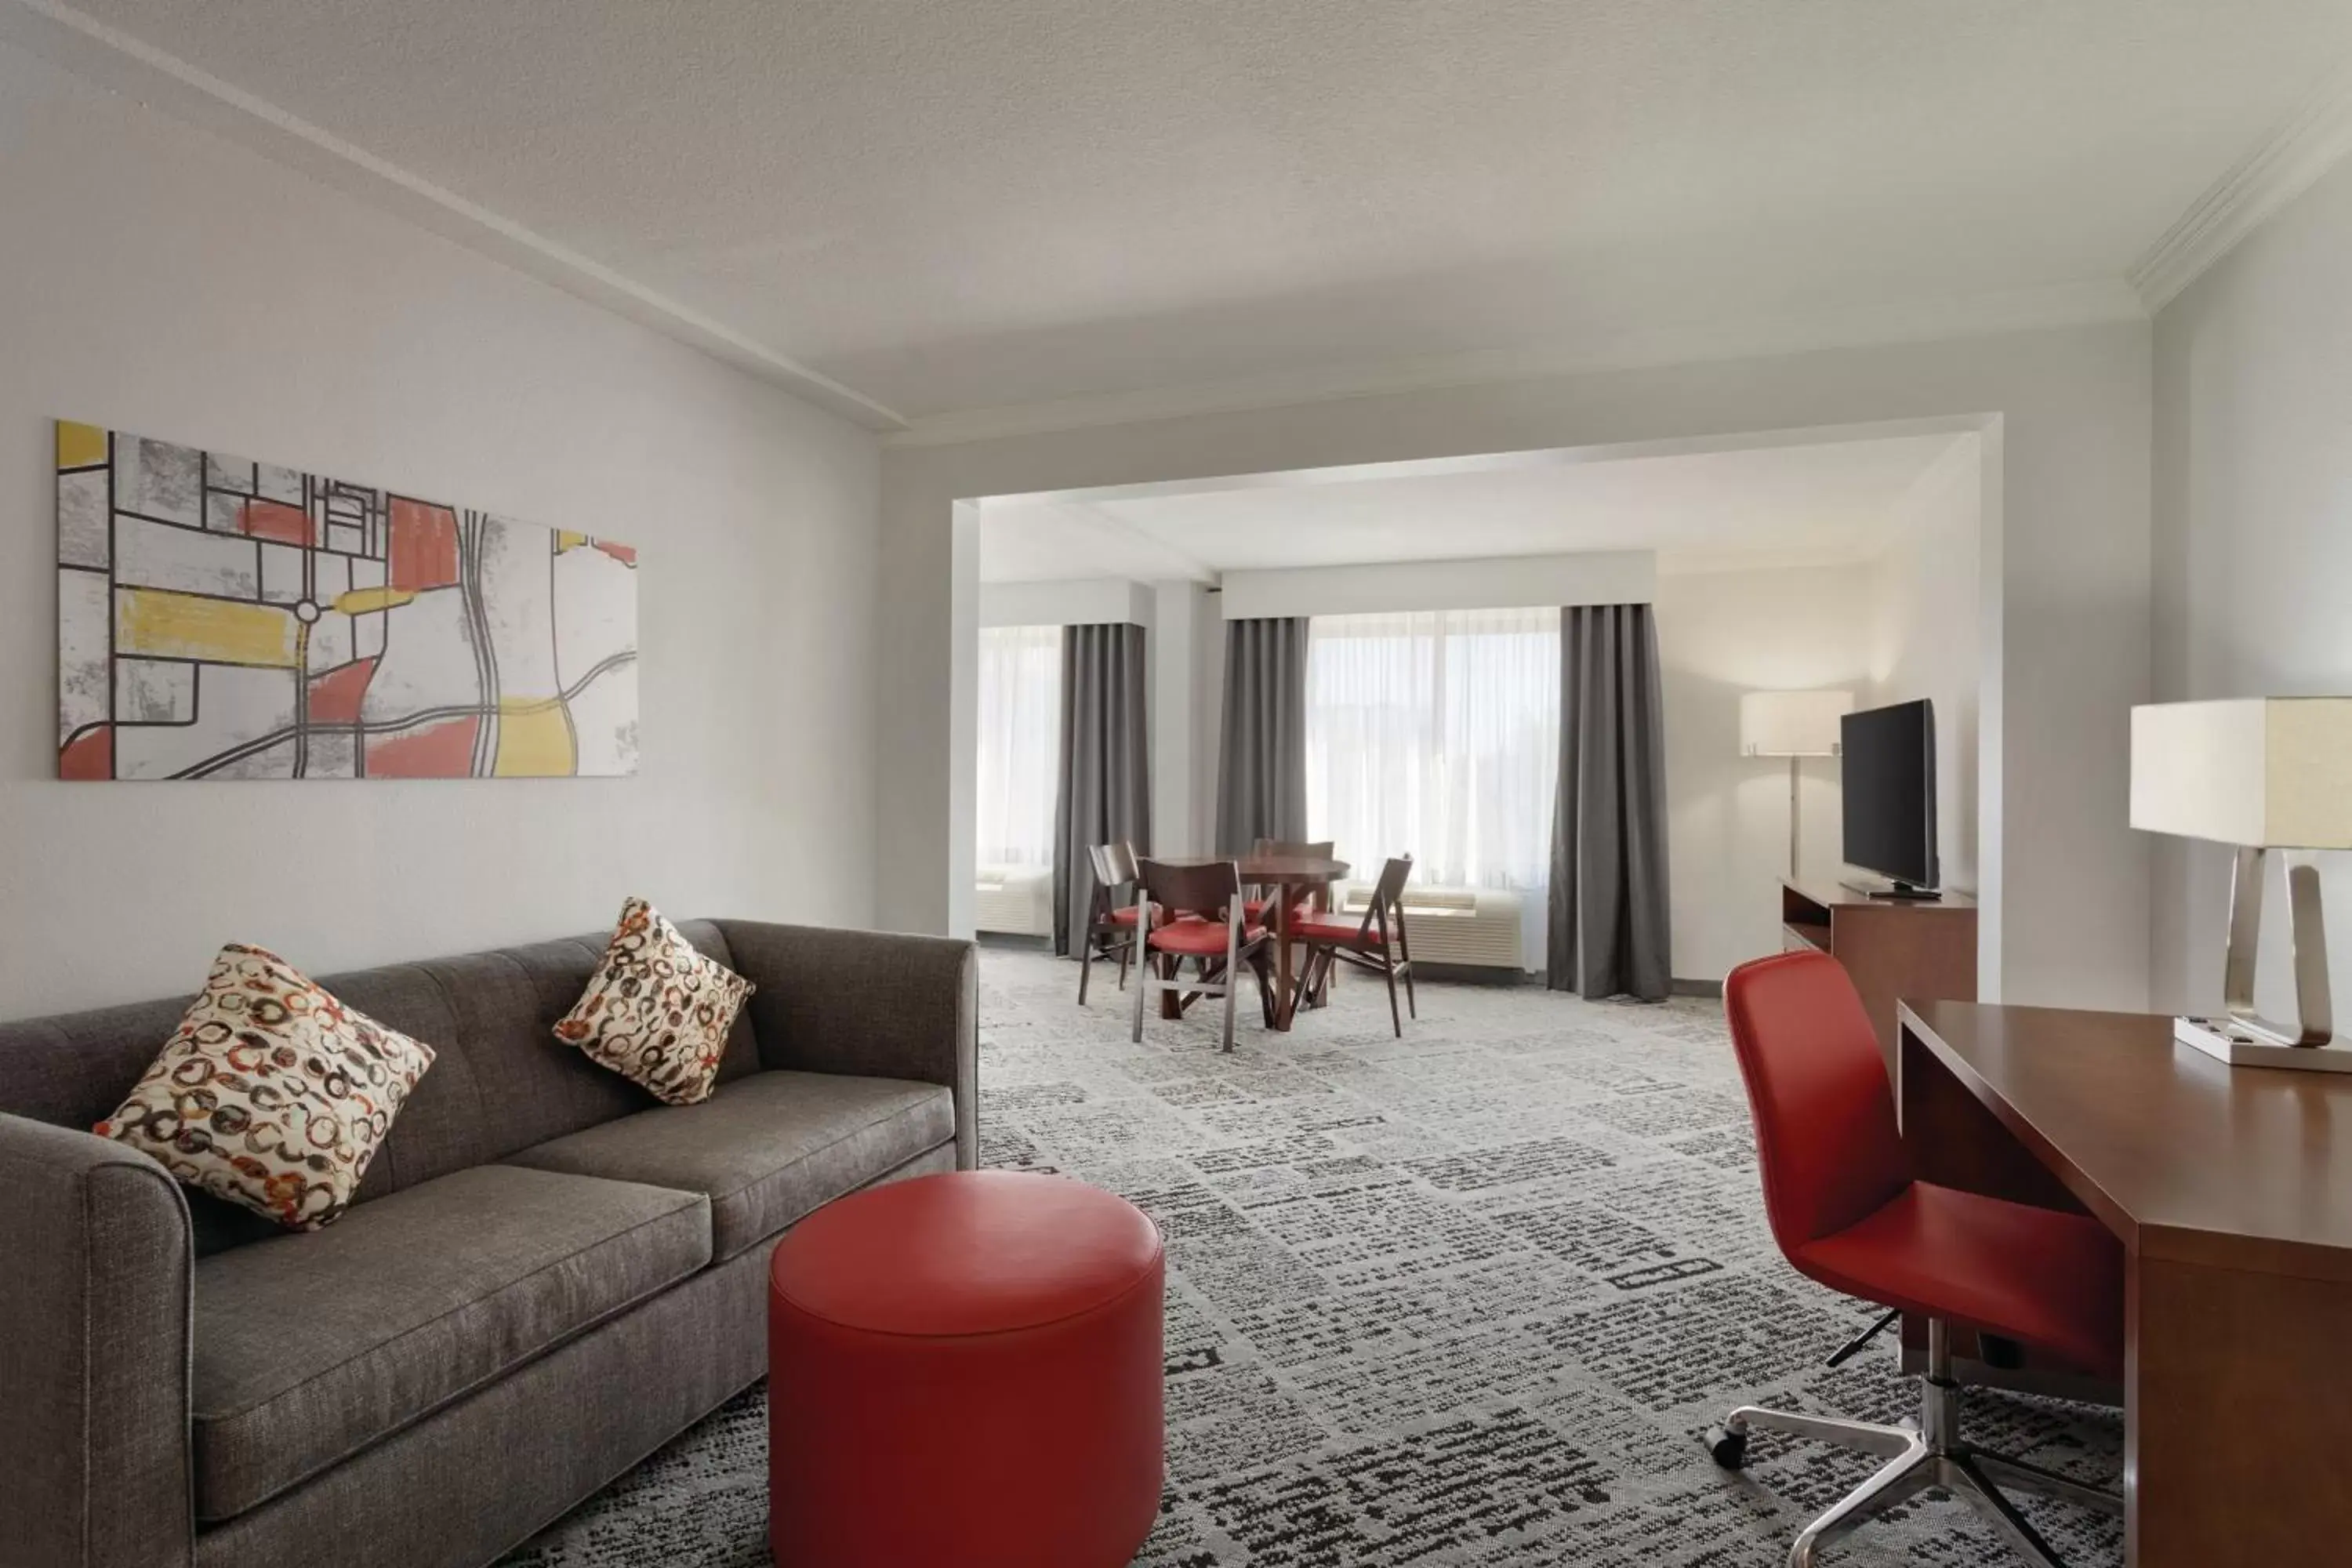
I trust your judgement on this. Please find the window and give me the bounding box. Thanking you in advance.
[974,624,1061,867]
[1305,608,1559,899]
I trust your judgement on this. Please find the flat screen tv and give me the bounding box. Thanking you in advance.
[1841,699,1939,894]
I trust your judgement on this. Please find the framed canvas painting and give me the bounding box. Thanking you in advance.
[56,421,638,780]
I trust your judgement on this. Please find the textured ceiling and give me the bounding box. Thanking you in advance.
[49,0,2352,420]
[978,433,1966,581]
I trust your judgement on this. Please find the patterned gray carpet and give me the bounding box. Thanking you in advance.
[505,948,2124,1567]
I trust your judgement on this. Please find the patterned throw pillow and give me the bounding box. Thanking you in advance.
[95,945,437,1230]
[554,898,754,1106]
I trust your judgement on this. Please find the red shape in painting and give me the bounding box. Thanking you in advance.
[592,539,637,567]
[388,497,461,591]
[238,499,313,546]
[366,715,478,779]
[60,724,113,780]
[306,657,379,727]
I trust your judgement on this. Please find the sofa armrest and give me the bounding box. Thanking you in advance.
[714,921,978,1168]
[0,1114,194,1567]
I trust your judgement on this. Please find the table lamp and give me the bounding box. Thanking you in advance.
[1740,689,1854,879]
[2130,697,2352,1070]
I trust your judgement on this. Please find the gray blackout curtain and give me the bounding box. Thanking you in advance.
[1214,617,1310,855]
[1052,622,1152,956]
[1548,604,1672,1000]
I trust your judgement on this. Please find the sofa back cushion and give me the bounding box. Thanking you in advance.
[0,920,759,1254]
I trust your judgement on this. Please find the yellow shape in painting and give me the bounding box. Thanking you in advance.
[116,588,299,668]
[492,697,576,777]
[56,420,107,470]
[334,586,418,617]
[554,531,590,554]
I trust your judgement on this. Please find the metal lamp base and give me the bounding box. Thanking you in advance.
[2175,1015,2352,1073]
[2190,844,2339,1071]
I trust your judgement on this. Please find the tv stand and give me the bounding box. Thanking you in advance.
[1781,879,1976,1069]
[1842,878,1944,902]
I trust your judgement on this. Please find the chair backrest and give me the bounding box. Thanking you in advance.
[1722,950,1912,1254]
[1136,858,1240,927]
[1086,841,1123,893]
[1109,840,1142,884]
[1358,855,1414,940]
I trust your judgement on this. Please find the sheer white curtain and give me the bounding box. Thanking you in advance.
[1305,607,1560,906]
[974,624,1062,867]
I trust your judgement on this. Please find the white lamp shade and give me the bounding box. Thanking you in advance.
[2130,698,2352,849]
[1740,689,1854,757]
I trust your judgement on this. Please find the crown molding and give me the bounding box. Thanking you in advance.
[886,278,2143,450]
[2129,60,2352,313]
[0,0,909,432]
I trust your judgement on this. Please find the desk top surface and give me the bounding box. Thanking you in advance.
[1903,1000,2352,1279]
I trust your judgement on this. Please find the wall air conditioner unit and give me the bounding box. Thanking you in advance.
[1333,882,1526,970]
[974,863,1054,936]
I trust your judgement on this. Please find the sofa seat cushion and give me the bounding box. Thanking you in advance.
[501,1070,955,1263]
[191,1164,711,1522]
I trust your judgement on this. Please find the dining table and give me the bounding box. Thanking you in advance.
[1152,851,1350,1031]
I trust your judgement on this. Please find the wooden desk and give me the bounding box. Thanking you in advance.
[1781,880,1976,1072]
[1900,999,2352,1567]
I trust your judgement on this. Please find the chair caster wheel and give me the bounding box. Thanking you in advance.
[1703,1425,1748,1469]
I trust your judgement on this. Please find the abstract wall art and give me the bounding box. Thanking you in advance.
[56,421,639,780]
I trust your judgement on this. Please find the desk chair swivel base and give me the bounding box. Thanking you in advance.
[1705,1319,2118,1568]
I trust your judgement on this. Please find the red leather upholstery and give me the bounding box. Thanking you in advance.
[1149,919,1265,956]
[1290,913,1381,947]
[768,1171,1164,1568]
[1724,951,2124,1381]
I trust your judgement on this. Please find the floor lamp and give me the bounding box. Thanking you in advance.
[1740,690,1854,880]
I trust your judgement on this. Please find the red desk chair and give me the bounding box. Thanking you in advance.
[1290,854,1417,1036]
[1129,858,1274,1053]
[1707,951,2123,1568]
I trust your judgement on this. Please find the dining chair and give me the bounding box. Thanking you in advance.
[1130,858,1274,1052]
[1288,855,1416,1036]
[1076,840,1147,1005]
[1705,950,2123,1566]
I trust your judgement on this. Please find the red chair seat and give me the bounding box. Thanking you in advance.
[1149,920,1265,957]
[1104,905,1147,927]
[1794,1183,2125,1379]
[1290,913,1381,946]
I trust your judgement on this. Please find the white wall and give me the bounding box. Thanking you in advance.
[881,321,2154,1011]
[1220,550,1655,619]
[978,576,1153,628]
[1870,436,1984,893]
[2151,154,2352,1018]
[0,42,881,1015]
[1655,561,1880,982]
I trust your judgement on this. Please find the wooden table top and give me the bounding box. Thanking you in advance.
[1902,999,2352,1282]
[1156,854,1351,883]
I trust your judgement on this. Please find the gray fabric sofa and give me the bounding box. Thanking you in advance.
[0,919,978,1568]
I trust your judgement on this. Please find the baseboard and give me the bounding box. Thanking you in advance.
[976,932,1054,953]
[1670,978,1723,1000]
[1411,962,1539,986]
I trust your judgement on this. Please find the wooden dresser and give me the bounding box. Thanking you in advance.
[1779,879,1977,1069]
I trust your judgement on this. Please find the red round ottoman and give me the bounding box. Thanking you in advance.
[767,1170,1164,1568]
